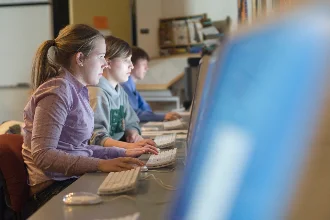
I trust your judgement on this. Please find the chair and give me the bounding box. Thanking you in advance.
[0,134,29,220]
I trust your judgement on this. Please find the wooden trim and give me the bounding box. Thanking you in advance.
[150,53,200,61]
[136,84,168,90]
[167,72,184,87]
[136,53,200,91]
[160,43,204,48]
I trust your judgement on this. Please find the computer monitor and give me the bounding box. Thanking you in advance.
[186,55,212,149]
[170,3,330,220]
[184,57,202,106]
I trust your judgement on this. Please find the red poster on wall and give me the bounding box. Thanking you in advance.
[93,16,109,29]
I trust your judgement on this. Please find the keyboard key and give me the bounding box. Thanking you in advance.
[146,149,177,168]
[163,119,184,130]
[154,133,176,148]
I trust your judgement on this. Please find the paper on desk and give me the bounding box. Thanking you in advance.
[142,130,188,136]
[201,26,220,35]
[203,39,220,46]
[172,107,186,112]
[176,134,188,140]
[142,122,164,127]
[141,127,159,132]
[178,112,191,117]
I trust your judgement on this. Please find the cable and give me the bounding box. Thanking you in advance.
[107,195,136,202]
[140,174,177,191]
[105,195,170,205]
[147,167,176,173]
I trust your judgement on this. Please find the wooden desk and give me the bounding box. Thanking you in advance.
[28,141,187,220]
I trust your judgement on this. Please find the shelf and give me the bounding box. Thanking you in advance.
[159,13,206,22]
[152,53,201,60]
[160,43,204,48]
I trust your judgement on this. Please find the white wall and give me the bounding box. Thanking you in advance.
[136,0,238,58]
[0,4,52,86]
[0,88,30,123]
[162,0,238,27]
[161,0,186,18]
[136,0,162,58]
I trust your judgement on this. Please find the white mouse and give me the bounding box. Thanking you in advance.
[141,166,148,172]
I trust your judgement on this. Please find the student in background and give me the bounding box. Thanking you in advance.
[22,24,146,214]
[121,47,181,122]
[88,36,158,153]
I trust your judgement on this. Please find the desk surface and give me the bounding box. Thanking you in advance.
[29,141,186,220]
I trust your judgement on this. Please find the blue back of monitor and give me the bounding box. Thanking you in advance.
[171,6,330,220]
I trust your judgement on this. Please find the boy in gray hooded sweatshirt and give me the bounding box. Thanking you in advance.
[88,36,158,154]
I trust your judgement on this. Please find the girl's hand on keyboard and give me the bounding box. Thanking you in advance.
[125,130,143,143]
[140,139,157,147]
[127,139,157,150]
[98,158,145,172]
[125,146,158,157]
[141,145,159,155]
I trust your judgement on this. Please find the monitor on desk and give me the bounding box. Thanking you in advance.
[186,55,213,151]
[170,3,330,220]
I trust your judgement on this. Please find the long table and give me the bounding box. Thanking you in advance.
[28,141,186,220]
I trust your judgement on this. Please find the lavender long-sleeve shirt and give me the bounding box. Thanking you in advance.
[22,69,125,186]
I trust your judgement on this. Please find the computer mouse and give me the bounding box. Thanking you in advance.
[141,166,148,172]
[63,192,102,205]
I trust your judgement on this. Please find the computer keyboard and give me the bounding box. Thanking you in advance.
[163,119,184,130]
[141,126,159,131]
[142,121,164,127]
[98,167,141,195]
[154,133,176,149]
[146,148,177,168]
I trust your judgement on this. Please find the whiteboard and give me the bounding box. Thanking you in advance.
[0,4,52,86]
[0,0,49,5]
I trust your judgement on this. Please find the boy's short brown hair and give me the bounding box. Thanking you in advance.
[131,47,150,65]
